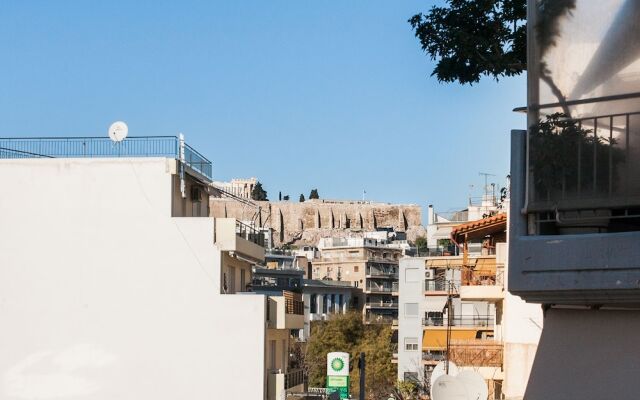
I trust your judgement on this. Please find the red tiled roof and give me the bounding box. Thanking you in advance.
[450,213,507,243]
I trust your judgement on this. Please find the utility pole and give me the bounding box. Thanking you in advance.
[359,352,365,400]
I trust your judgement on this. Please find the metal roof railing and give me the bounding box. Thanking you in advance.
[0,136,212,180]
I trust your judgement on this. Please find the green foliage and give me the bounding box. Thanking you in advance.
[309,189,320,199]
[250,181,268,201]
[299,193,305,202]
[409,0,526,84]
[530,113,625,201]
[305,312,396,399]
[394,380,419,400]
[283,195,290,201]
[414,236,428,252]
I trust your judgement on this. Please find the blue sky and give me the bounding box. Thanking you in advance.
[0,1,525,212]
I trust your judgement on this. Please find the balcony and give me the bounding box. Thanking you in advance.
[267,369,305,400]
[214,218,265,263]
[365,283,395,294]
[448,340,503,368]
[460,269,504,302]
[423,315,494,328]
[422,350,447,363]
[365,266,398,279]
[509,0,640,304]
[267,291,304,330]
[364,315,395,324]
[0,136,212,179]
[424,279,460,294]
[364,300,398,309]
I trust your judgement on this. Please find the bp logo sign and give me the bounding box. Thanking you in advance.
[327,352,350,399]
[330,357,345,373]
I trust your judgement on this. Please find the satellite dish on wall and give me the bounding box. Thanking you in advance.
[430,361,459,389]
[456,371,488,400]
[108,121,128,142]
[431,375,469,400]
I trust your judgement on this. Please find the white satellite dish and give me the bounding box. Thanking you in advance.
[431,375,469,400]
[431,361,460,389]
[108,121,128,142]
[456,371,488,400]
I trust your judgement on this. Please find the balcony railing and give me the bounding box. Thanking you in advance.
[423,314,494,327]
[528,111,640,221]
[365,301,398,308]
[366,285,394,293]
[364,315,395,324]
[0,136,212,179]
[425,279,460,292]
[285,369,304,389]
[462,270,504,287]
[366,267,398,278]
[422,350,447,362]
[236,220,265,247]
[448,340,503,368]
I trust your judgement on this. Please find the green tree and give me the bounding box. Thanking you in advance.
[309,189,320,199]
[250,181,268,201]
[305,312,396,399]
[409,0,577,113]
[299,194,306,202]
[409,0,527,85]
[283,195,290,201]
[414,236,428,255]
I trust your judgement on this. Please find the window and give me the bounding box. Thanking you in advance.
[404,372,419,382]
[405,303,419,317]
[310,294,318,314]
[338,294,344,313]
[354,265,359,273]
[404,337,419,351]
[330,294,335,313]
[322,295,328,314]
[240,269,246,292]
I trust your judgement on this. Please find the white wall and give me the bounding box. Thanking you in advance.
[397,258,425,381]
[501,238,543,400]
[0,158,267,400]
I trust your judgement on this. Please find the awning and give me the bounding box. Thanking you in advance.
[451,213,507,244]
[427,258,464,268]
[475,257,497,273]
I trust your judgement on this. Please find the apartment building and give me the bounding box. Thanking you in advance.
[398,212,541,400]
[0,137,303,400]
[314,237,402,323]
[302,279,363,340]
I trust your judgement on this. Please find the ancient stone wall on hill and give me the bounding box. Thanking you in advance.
[209,198,426,247]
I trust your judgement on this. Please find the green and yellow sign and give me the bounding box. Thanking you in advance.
[327,352,349,399]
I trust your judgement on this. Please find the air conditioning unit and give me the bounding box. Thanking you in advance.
[190,186,203,202]
[425,269,434,280]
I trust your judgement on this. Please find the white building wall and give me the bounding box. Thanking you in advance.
[397,258,425,381]
[0,158,267,400]
[501,237,543,400]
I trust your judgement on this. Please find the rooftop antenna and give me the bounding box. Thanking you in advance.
[479,172,496,194]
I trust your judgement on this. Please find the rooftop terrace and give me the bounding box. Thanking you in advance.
[0,136,212,180]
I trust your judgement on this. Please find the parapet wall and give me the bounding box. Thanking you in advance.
[210,198,426,247]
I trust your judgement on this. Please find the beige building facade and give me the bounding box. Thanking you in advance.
[313,237,402,323]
